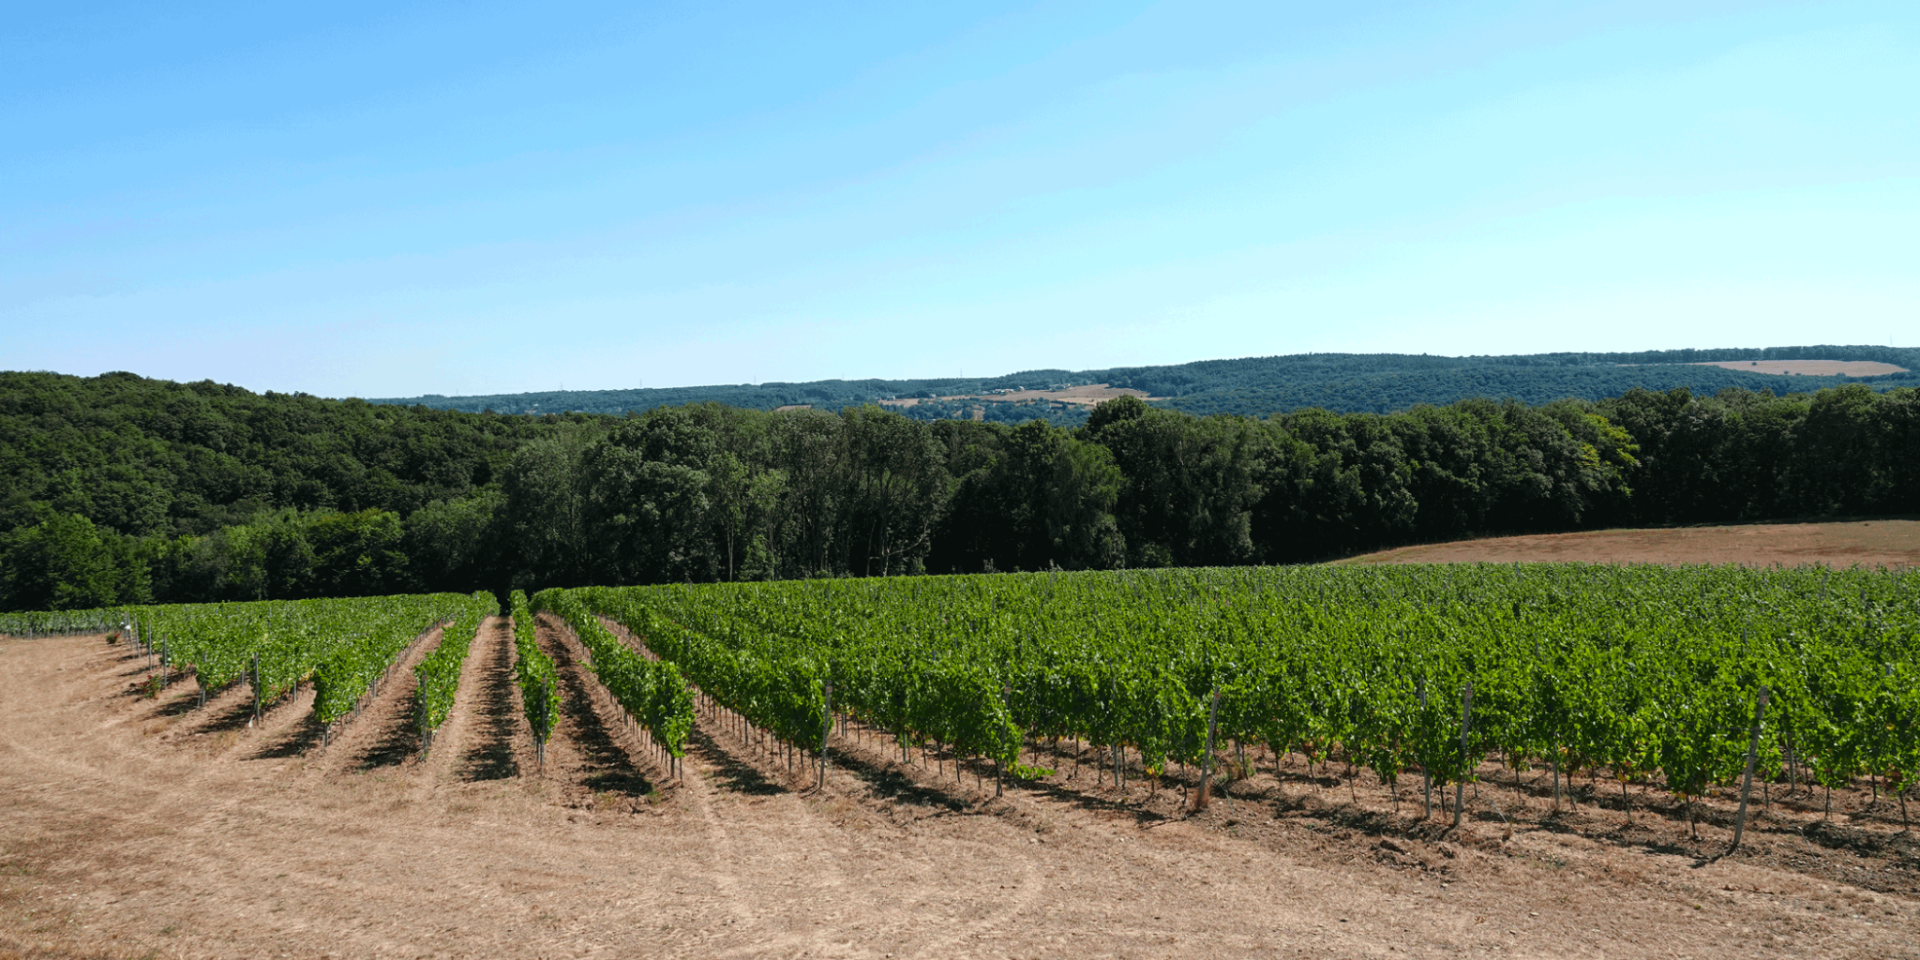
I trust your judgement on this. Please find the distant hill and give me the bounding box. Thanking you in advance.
[369,344,1920,423]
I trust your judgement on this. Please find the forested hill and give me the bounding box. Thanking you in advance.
[2,356,1916,613]
[371,344,1920,422]
[1153,357,1915,418]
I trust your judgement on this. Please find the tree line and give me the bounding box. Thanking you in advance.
[1,369,1915,611]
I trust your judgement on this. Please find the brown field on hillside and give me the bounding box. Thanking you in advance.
[4,607,1917,959]
[881,383,1157,409]
[1689,360,1908,376]
[1339,518,1920,569]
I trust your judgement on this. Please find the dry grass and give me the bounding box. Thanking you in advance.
[881,382,1159,409]
[1340,518,1920,569]
[1688,360,1907,376]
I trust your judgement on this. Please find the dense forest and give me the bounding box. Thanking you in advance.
[371,344,1920,422]
[3,363,1916,612]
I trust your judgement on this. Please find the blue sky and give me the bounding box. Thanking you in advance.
[4,1,1915,398]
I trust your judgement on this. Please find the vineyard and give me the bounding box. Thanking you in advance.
[554,562,1920,833]
[4,564,1916,831]
[3,564,1920,837]
[412,597,491,755]
[3,562,1919,958]
[2,592,495,735]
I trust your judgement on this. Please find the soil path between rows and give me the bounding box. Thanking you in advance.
[2,630,1914,959]
[414,615,517,787]
[456,614,539,784]
[530,613,662,805]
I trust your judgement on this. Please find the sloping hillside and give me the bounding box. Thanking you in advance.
[368,344,1920,422]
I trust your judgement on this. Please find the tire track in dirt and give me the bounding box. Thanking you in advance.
[0,637,152,791]
[679,726,796,948]
[706,702,1447,959]
[726,727,1054,960]
[0,636,301,957]
[897,839,1043,960]
[0,638,255,803]
[533,617,804,953]
[815,718,1426,956]
[589,614,884,953]
[767,715,1060,959]
[668,680,1054,960]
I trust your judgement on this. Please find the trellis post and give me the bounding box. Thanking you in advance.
[1729,686,1770,855]
[1453,682,1473,829]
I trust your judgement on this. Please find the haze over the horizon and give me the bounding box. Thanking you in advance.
[5,2,1916,399]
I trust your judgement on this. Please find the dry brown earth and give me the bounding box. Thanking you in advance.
[881,383,1158,410]
[1340,519,1920,569]
[1688,360,1908,377]
[3,604,1918,959]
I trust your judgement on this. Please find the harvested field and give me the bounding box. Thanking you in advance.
[881,383,1158,409]
[4,612,1918,959]
[1690,360,1908,377]
[1340,519,1920,570]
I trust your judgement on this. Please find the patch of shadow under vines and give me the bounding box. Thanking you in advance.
[193,694,266,735]
[249,712,326,760]
[143,687,208,719]
[115,661,161,680]
[545,631,652,797]
[459,626,521,782]
[834,750,966,811]
[1802,818,1912,859]
[354,694,424,771]
[686,726,785,797]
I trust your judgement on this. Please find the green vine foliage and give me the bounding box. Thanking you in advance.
[564,564,1916,802]
[413,592,494,748]
[117,592,491,724]
[510,590,560,745]
[533,589,693,757]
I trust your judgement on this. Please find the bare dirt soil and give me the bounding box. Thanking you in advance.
[1340,519,1920,570]
[880,383,1158,410]
[1688,360,1909,377]
[4,613,1918,959]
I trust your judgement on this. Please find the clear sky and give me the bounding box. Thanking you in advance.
[4,1,1915,398]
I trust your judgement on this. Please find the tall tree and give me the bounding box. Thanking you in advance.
[502,430,594,589]
[935,420,1123,572]
[1084,399,1265,567]
[768,410,846,578]
[579,411,714,585]
[838,406,949,577]
[0,512,147,610]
